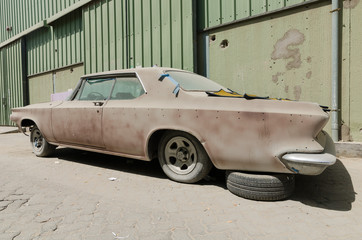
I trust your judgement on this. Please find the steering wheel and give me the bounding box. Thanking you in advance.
[87,92,105,100]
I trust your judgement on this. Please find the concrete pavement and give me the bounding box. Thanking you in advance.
[0,133,361,240]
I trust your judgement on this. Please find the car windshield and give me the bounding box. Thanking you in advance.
[166,71,228,92]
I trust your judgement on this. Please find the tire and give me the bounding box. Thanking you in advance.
[226,171,295,201]
[30,126,56,157]
[158,131,213,183]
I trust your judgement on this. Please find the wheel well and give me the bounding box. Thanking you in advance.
[21,119,36,127]
[147,130,168,160]
[147,129,201,160]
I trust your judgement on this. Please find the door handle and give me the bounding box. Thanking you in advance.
[93,101,104,106]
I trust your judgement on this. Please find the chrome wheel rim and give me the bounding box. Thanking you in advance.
[164,136,197,175]
[31,129,44,152]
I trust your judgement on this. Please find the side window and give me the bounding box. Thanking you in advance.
[110,76,145,100]
[75,78,115,101]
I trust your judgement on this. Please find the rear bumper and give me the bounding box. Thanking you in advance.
[282,152,336,175]
[281,131,336,175]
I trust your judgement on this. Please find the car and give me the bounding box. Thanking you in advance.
[10,67,336,200]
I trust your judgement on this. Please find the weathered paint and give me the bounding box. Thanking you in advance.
[53,64,83,93]
[205,2,333,134]
[28,72,53,104]
[341,0,362,141]
[83,0,194,74]
[0,0,83,43]
[11,67,331,175]
[0,40,23,125]
[26,9,83,76]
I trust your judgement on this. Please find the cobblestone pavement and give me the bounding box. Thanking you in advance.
[0,133,361,240]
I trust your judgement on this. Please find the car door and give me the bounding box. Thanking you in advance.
[52,77,115,148]
[102,74,146,156]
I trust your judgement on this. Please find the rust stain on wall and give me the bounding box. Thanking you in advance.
[341,123,353,141]
[284,86,289,93]
[272,72,282,84]
[271,29,305,70]
[343,0,360,8]
[293,85,302,100]
[306,71,312,79]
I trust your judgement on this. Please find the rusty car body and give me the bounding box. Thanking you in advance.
[10,67,336,184]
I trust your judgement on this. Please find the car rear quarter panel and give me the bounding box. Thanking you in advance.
[11,102,62,142]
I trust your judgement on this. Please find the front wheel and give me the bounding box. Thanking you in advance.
[158,131,212,183]
[30,126,56,157]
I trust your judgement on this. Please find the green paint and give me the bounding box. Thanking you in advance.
[54,65,84,93]
[0,40,23,125]
[28,72,53,104]
[83,0,194,74]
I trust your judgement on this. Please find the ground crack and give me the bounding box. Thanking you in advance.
[11,231,21,240]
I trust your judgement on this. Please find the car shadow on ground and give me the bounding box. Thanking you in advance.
[291,159,356,211]
[54,148,227,188]
[54,148,355,209]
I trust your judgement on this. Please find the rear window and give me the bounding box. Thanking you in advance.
[166,71,227,92]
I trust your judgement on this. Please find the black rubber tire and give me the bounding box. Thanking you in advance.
[30,126,56,157]
[158,131,213,183]
[226,171,295,201]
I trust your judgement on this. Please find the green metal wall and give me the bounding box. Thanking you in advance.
[0,0,82,43]
[83,0,194,74]
[27,9,83,76]
[197,0,313,30]
[0,40,23,125]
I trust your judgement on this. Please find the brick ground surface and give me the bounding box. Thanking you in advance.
[0,133,361,240]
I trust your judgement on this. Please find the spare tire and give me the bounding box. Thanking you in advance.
[226,171,295,201]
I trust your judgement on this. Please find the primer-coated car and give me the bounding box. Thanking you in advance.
[10,67,336,184]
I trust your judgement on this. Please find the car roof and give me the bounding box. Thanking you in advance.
[81,67,188,79]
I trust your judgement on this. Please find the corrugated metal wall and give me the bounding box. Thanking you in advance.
[83,0,128,73]
[26,9,83,76]
[198,0,312,30]
[0,0,82,43]
[0,40,23,125]
[83,0,194,74]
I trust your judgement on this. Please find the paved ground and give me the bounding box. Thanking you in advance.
[0,133,361,240]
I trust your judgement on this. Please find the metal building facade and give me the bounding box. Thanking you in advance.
[26,9,83,76]
[0,0,83,43]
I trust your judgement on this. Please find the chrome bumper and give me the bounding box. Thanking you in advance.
[282,130,336,175]
[282,152,336,175]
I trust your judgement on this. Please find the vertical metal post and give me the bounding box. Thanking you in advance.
[192,0,198,73]
[21,37,29,106]
[331,0,339,142]
[204,33,209,78]
[52,72,56,94]
[125,0,129,69]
